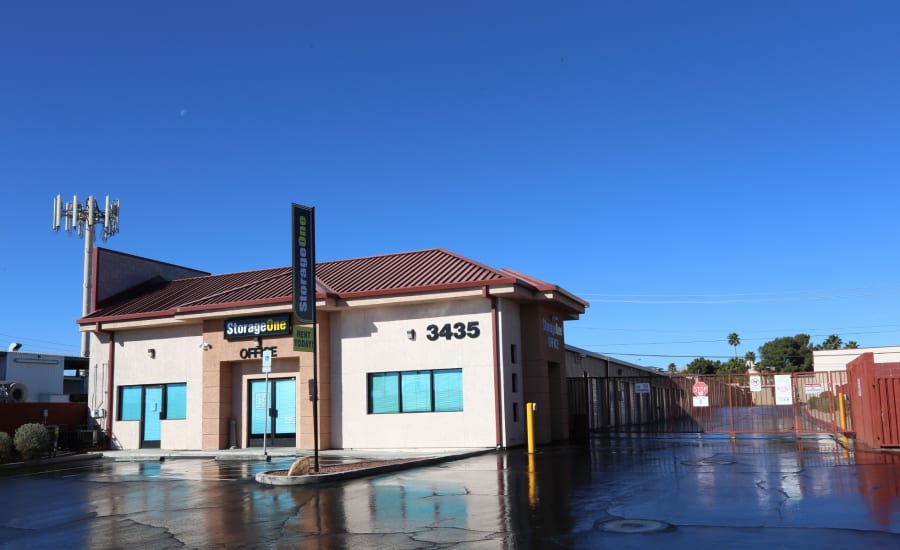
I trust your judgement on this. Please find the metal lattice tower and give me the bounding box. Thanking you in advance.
[52,194,121,357]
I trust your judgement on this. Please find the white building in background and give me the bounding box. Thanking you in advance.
[0,350,88,403]
[813,346,900,372]
[78,248,588,451]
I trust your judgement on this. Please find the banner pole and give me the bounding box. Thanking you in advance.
[292,203,319,472]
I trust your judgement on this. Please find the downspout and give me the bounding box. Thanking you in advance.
[96,323,115,449]
[488,289,502,448]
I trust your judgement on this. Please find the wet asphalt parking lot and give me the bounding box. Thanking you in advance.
[1,434,899,549]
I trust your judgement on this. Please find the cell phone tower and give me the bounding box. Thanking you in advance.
[52,194,121,357]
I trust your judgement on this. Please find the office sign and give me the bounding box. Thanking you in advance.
[224,315,291,340]
[292,203,316,324]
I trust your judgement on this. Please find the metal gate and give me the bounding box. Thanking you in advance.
[568,371,852,436]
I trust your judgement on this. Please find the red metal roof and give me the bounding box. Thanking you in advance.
[80,248,578,323]
[316,248,513,297]
[82,267,293,321]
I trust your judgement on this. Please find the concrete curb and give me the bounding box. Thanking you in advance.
[108,451,291,462]
[255,449,493,486]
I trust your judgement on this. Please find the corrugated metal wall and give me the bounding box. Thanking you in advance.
[848,352,900,449]
[569,371,850,436]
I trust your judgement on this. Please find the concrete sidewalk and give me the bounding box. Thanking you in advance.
[1,446,494,477]
[99,446,491,462]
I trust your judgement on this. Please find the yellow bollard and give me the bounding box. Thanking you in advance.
[838,392,847,432]
[526,402,536,454]
[527,452,538,508]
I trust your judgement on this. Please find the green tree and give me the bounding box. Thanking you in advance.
[816,334,843,350]
[758,334,813,372]
[685,357,721,375]
[727,332,741,358]
[845,341,859,349]
[667,362,678,373]
[718,357,747,374]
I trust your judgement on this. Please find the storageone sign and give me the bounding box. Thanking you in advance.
[224,314,292,340]
[292,203,316,325]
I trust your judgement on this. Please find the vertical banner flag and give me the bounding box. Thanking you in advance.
[292,204,316,351]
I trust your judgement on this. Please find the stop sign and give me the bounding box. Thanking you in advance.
[692,381,709,397]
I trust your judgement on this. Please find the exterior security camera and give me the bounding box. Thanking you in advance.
[199,342,211,350]
[8,343,22,352]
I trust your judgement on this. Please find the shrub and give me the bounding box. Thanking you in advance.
[14,423,50,460]
[0,432,12,461]
[808,391,838,413]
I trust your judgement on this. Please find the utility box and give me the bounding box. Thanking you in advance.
[847,352,900,449]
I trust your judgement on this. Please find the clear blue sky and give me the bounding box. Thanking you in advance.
[3,2,899,368]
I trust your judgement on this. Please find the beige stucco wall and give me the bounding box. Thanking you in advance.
[331,298,496,449]
[200,315,330,451]
[95,325,204,450]
[87,291,574,451]
[496,298,525,447]
[814,346,900,372]
[519,304,569,444]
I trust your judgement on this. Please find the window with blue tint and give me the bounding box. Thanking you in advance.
[119,386,142,420]
[433,369,463,411]
[369,372,400,413]
[165,383,187,420]
[401,371,432,412]
[368,369,463,414]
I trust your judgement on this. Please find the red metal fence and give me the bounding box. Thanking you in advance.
[0,403,96,451]
[847,353,900,449]
[568,371,851,437]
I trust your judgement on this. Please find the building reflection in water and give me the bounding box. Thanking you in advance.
[273,451,585,548]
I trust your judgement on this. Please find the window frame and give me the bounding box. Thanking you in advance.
[367,368,462,414]
[118,385,143,421]
[165,383,187,420]
[117,382,188,421]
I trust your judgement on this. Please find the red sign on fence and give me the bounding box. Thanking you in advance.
[692,381,709,397]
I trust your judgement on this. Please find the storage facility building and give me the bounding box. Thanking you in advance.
[79,248,588,451]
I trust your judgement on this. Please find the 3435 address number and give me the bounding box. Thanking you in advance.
[426,321,481,341]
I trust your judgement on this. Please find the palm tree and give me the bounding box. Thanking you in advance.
[818,334,843,350]
[727,332,741,358]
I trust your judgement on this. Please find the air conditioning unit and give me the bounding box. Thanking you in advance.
[78,429,101,448]
[0,381,28,403]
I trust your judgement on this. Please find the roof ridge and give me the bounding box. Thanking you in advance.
[179,268,291,307]
[170,265,289,282]
[433,248,510,278]
[317,247,444,266]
